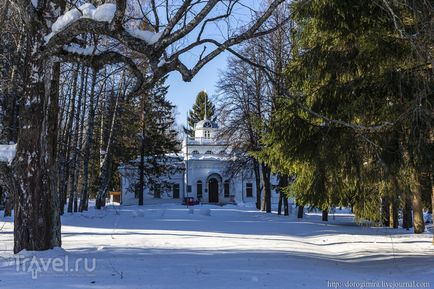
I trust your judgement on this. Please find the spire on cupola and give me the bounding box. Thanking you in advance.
[204,89,208,120]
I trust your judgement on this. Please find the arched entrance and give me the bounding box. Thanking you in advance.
[208,178,219,203]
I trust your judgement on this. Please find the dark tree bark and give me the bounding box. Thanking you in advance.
[431,180,433,245]
[13,35,61,253]
[137,96,148,206]
[381,197,390,227]
[410,170,425,234]
[283,196,289,216]
[389,198,399,229]
[96,86,121,209]
[66,65,81,213]
[297,205,304,219]
[322,209,328,222]
[261,163,272,213]
[402,194,413,230]
[68,65,86,213]
[79,69,98,212]
[277,174,289,216]
[254,159,262,210]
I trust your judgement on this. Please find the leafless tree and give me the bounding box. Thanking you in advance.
[2,0,288,253]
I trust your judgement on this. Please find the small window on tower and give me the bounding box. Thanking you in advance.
[191,150,199,155]
[205,150,213,154]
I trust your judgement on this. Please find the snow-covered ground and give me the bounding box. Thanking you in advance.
[0,203,433,289]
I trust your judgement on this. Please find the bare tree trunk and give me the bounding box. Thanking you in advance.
[67,65,81,213]
[411,170,425,234]
[79,69,98,212]
[253,159,262,210]
[69,66,87,213]
[261,163,272,213]
[277,192,283,215]
[297,205,304,219]
[13,30,61,253]
[74,70,88,212]
[381,197,390,227]
[96,84,121,209]
[402,194,413,230]
[389,199,399,229]
[283,195,289,216]
[277,174,289,216]
[322,209,328,221]
[431,180,433,245]
[4,191,13,217]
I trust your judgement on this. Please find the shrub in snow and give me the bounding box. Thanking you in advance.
[200,208,211,216]
[132,209,145,218]
[93,4,116,22]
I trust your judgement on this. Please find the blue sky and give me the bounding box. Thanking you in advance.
[166,52,228,127]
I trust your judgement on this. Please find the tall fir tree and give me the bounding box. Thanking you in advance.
[259,0,433,232]
[136,76,180,205]
[185,91,216,136]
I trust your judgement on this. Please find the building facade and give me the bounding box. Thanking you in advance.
[119,117,278,205]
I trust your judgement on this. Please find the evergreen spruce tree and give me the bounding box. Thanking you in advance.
[185,91,216,136]
[260,0,433,232]
[137,76,180,205]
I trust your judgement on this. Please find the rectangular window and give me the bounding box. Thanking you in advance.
[197,182,203,199]
[224,181,230,198]
[246,183,253,198]
[173,184,180,199]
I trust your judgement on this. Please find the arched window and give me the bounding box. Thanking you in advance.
[191,150,199,155]
[224,180,230,198]
[205,150,213,154]
[197,181,203,199]
[219,150,226,155]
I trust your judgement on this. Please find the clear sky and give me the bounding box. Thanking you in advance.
[166,52,228,128]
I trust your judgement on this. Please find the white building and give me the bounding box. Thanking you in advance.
[119,117,278,205]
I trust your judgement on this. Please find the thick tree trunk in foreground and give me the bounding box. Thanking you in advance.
[13,28,61,253]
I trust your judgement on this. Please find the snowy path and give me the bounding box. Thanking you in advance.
[0,204,433,289]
